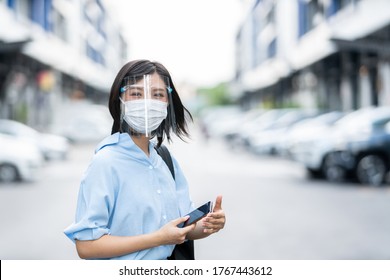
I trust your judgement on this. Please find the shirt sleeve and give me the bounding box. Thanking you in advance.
[64,152,117,242]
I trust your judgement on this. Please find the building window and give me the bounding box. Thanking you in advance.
[52,9,67,42]
[298,0,326,36]
[86,43,105,66]
[327,0,360,16]
[267,38,277,58]
[15,0,31,19]
[30,0,52,31]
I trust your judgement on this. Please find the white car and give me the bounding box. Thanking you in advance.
[248,109,320,155]
[50,103,112,143]
[0,133,43,182]
[285,111,345,159]
[0,119,70,161]
[290,108,385,182]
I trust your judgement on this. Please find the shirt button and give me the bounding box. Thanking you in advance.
[149,165,153,169]
[157,189,161,194]
[162,215,167,220]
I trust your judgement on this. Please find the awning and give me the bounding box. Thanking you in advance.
[330,0,390,41]
[288,25,337,71]
[0,5,114,93]
[22,37,114,92]
[0,40,31,53]
[288,0,390,71]
[241,58,291,91]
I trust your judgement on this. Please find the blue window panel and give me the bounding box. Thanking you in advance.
[326,0,339,18]
[30,0,52,31]
[31,0,44,26]
[267,38,277,58]
[298,0,307,37]
[7,0,16,9]
[44,0,52,31]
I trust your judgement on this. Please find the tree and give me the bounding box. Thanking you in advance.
[197,82,233,107]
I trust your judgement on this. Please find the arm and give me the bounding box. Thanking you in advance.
[76,216,195,259]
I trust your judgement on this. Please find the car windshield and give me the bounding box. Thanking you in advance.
[0,120,39,138]
[334,107,390,132]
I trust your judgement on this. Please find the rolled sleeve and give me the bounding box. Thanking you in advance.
[64,221,110,242]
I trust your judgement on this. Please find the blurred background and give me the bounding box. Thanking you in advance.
[0,0,390,260]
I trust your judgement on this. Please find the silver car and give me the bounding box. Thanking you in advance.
[0,133,43,182]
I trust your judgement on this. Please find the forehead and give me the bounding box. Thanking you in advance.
[132,73,166,86]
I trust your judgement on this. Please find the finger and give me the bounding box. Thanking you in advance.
[207,211,225,219]
[182,223,196,233]
[203,227,220,234]
[181,223,196,235]
[213,195,223,212]
[203,220,225,230]
[174,216,190,226]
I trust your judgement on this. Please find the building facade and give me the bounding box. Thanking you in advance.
[0,0,127,129]
[234,0,390,111]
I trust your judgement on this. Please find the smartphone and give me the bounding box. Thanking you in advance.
[178,201,213,228]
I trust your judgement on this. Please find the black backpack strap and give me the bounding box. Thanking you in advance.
[155,145,175,180]
[154,144,195,260]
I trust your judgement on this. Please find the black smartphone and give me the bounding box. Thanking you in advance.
[178,201,213,228]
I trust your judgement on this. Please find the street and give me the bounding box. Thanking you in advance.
[1,127,390,260]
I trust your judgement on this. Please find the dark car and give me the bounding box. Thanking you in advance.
[324,107,390,186]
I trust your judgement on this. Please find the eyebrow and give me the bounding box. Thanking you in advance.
[126,85,143,89]
[151,86,167,90]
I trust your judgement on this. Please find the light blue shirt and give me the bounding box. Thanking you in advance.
[64,132,193,260]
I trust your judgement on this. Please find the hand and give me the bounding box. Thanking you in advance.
[158,216,196,245]
[202,195,226,234]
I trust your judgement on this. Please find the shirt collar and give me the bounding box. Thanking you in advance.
[95,132,159,165]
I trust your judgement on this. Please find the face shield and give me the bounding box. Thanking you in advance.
[119,74,175,137]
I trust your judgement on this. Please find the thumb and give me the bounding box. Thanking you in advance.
[213,195,223,212]
[174,216,190,227]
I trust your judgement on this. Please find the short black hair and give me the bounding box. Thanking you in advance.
[108,59,192,147]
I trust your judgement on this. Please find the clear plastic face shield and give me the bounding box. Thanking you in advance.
[119,73,175,137]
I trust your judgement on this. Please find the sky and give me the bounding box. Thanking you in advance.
[106,0,244,88]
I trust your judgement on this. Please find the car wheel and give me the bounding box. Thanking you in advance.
[322,154,346,182]
[0,164,19,182]
[356,155,387,186]
[306,168,323,179]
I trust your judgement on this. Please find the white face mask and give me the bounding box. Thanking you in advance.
[120,98,168,134]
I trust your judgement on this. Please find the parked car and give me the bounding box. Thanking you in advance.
[247,109,320,155]
[284,111,346,158]
[0,119,69,160]
[292,107,390,185]
[222,108,265,144]
[322,107,390,186]
[0,133,43,182]
[49,103,112,143]
[198,105,243,139]
[233,108,297,149]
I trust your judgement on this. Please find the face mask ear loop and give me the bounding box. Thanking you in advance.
[144,75,150,137]
[119,76,129,133]
[167,86,177,134]
[119,97,125,133]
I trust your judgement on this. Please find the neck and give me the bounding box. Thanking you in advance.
[131,134,150,156]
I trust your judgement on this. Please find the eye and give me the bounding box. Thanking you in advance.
[126,89,143,98]
[153,92,166,98]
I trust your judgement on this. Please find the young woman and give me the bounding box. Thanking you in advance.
[64,59,225,260]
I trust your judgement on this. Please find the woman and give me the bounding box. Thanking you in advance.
[64,59,225,260]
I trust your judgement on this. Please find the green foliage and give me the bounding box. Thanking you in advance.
[197,83,233,107]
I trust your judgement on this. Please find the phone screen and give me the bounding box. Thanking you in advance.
[178,201,213,228]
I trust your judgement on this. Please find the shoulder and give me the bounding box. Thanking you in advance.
[95,133,121,153]
[81,133,122,174]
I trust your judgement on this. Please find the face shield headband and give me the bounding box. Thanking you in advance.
[119,74,176,137]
